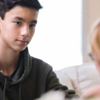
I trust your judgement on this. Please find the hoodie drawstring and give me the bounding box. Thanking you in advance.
[3,78,7,100]
[19,82,22,100]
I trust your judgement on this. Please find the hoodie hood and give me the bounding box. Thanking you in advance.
[12,47,33,84]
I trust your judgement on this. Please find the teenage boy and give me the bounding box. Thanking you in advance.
[0,0,78,100]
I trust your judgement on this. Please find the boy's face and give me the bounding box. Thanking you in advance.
[0,5,38,52]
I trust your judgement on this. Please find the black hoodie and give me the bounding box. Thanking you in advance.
[0,47,78,100]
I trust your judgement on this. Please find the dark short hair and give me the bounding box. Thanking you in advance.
[0,0,42,19]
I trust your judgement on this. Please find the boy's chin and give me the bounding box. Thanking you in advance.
[13,46,27,52]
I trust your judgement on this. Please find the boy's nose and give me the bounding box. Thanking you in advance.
[21,26,30,37]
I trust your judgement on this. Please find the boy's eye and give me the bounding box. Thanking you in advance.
[14,22,21,25]
[29,24,35,28]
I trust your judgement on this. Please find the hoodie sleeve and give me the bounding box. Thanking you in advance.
[46,67,79,99]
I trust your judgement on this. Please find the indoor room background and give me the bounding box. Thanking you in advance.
[28,0,100,70]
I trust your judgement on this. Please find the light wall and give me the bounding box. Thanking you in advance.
[82,0,100,62]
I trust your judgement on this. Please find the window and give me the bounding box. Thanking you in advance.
[28,0,82,70]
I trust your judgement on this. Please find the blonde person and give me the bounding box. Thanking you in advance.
[83,19,100,99]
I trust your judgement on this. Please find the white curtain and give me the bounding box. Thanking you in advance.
[28,0,82,70]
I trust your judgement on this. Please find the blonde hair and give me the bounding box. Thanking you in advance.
[90,19,100,55]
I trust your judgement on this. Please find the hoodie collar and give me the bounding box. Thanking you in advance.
[12,47,32,84]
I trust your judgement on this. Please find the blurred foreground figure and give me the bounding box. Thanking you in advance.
[35,90,66,100]
[36,90,81,100]
[0,0,79,100]
[82,19,100,99]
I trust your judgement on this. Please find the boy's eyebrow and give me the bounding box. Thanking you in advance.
[13,17,37,23]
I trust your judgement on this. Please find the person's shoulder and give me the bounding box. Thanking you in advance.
[31,56,53,71]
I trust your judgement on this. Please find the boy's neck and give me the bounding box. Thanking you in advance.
[0,48,20,76]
